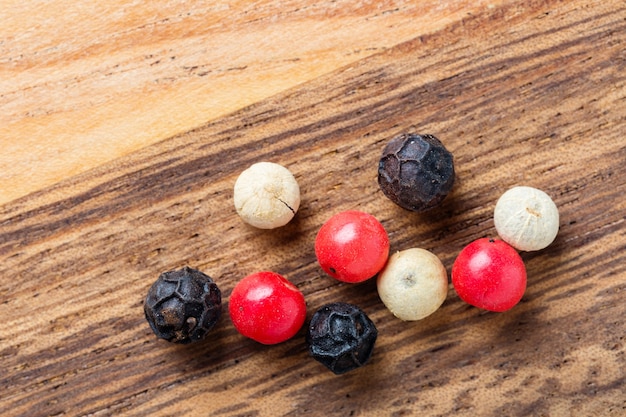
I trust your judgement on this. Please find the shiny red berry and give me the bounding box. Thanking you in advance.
[314,210,390,283]
[229,271,306,344]
[451,238,527,312]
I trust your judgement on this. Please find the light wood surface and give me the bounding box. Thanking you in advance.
[0,0,497,205]
[1,1,625,416]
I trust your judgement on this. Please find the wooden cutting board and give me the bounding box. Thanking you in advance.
[0,0,498,205]
[1,1,624,416]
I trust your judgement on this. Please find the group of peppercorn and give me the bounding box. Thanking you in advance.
[144,133,560,375]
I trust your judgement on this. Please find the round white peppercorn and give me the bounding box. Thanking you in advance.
[377,248,448,321]
[494,186,559,251]
[233,162,300,229]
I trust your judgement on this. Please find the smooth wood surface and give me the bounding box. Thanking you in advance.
[1,1,625,416]
[0,0,498,205]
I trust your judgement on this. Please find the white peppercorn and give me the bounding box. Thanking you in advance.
[377,248,448,321]
[494,186,559,251]
[233,162,300,229]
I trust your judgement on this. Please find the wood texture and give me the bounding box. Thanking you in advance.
[0,0,499,205]
[1,1,625,416]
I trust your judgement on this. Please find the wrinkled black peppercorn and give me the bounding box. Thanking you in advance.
[306,302,378,375]
[144,266,222,344]
[378,133,455,212]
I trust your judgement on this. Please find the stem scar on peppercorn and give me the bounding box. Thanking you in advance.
[525,206,542,217]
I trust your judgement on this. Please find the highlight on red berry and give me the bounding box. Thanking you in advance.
[451,238,527,312]
[229,271,306,344]
[314,210,390,283]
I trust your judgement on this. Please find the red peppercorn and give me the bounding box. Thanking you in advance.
[451,238,527,312]
[229,271,306,344]
[314,210,390,283]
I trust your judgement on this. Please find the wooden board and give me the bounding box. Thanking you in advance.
[1,0,625,416]
[0,0,499,205]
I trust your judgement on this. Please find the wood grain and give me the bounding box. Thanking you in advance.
[1,0,625,416]
[0,0,500,205]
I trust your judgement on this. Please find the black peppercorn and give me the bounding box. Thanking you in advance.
[378,133,455,212]
[306,302,378,375]
[144,266,222,344]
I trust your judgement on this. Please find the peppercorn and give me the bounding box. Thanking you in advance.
[378,133,455,212]
[229,271,306,345]
[493,186,559,251]
[377,248,448,321]
[144,266,222,344]
[306,302,378,375]
[452,238,527,312]
[233,161,301,229]
[315,210,390,283]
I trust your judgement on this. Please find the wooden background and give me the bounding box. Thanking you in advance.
[1,1,624,416]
